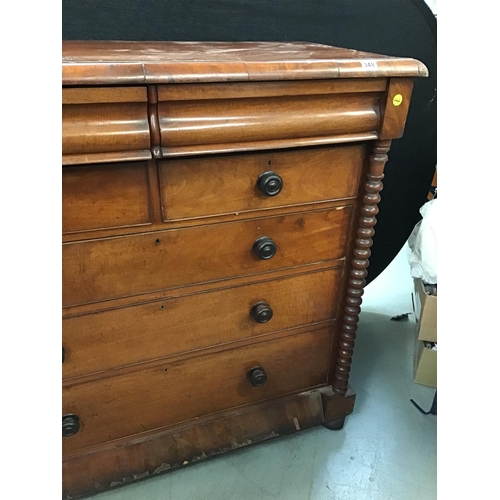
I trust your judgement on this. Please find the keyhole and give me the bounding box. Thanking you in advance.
[155,239,160,245]
[160,305,165,310]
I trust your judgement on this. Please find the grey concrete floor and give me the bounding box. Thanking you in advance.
[86,245,437,500]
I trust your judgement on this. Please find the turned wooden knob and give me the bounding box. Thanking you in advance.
[250,302,273,323]
[257,171,283,197]
[253,236,277,260]
[62,414,80,437]
[248,366,268,387]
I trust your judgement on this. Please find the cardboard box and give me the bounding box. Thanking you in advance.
[412,277,437,342]
[413,339,437,387]
[411,281,437,387]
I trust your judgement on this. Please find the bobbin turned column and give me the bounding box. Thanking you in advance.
[332,139,392,397]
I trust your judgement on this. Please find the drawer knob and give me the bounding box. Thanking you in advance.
[257,171,283,197]
[62,414,80,437]
[253,236,277,260]
[250,302,273,323]
[248,366,268,387]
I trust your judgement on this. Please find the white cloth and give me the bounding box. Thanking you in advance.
[408,198,437,284]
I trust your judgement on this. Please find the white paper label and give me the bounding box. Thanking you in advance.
[361,60,378,69]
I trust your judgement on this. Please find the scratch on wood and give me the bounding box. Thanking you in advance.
[192,452,208,462]
[104,431,281,491]
[231,438,255,450]
[293,417,301,430]
[109,470,149,488]
[153,462,171,474]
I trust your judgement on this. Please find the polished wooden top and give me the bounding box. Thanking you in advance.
[62,41,428,85]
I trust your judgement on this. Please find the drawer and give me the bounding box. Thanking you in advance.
[62,328,333,453]
[62,87,150,163]
[62,206,351,307]
[159,145,364,221]
[157,89,381,155]
[63,267,341,378]
[62,162,151,234]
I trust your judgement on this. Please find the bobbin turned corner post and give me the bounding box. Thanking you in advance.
[332,139,391,396]
[324,76,417,429]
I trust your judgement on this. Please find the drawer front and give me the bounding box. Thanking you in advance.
[62,328,333,453]
[62,162,151,234]
[62,207,351,307]
[62,87,150,157]
[159,145,364,221]
[62,102,150,155]
[63,268,341,378]
[158,92,380,153]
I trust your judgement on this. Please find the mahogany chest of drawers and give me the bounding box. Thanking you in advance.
[62,41,427,498]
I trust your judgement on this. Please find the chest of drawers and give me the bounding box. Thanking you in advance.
[62,41,427,498]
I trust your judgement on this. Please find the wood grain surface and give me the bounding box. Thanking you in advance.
[62,207,352,307]
[63,268,341,378]
[62,162,151,233]
[62,41,428,85]
[63,328,333,453]
[159,145,364,221]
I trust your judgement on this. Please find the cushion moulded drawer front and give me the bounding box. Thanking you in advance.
[62,327,333,454]
[62,86,151,163]
[157,87,382,156]
[62,206,352,307]
[159,145,364,221]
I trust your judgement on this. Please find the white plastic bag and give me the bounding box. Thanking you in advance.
[408,198,437,284]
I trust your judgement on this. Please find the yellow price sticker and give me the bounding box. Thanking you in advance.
[393,94,403,106]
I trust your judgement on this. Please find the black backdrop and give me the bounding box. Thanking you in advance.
[62,0,437,284]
